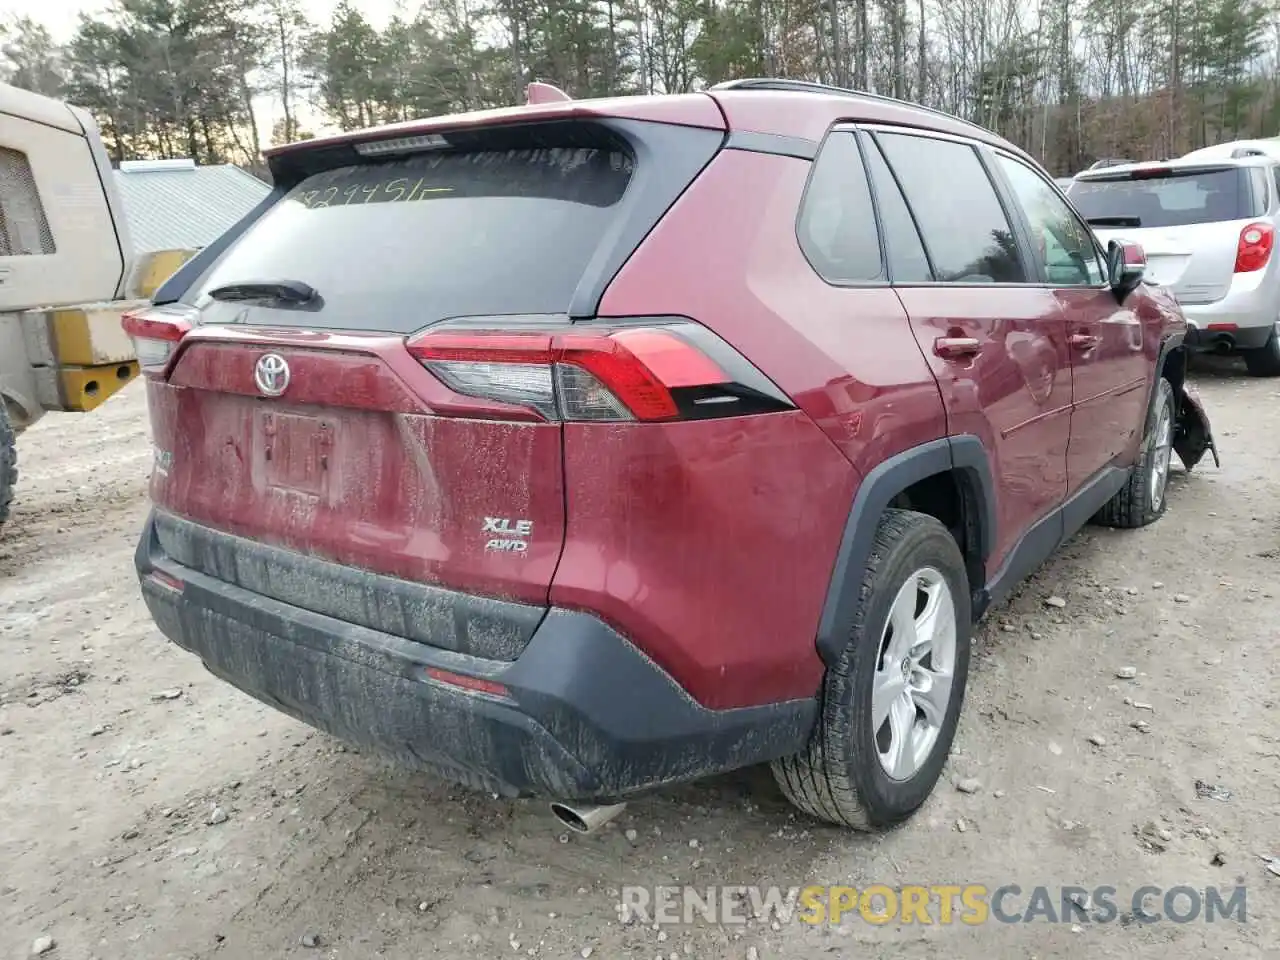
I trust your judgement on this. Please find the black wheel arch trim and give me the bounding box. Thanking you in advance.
[815,435,996,666]
[1152,329,1186,399]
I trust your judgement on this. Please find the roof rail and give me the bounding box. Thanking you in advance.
[709,77,993,136]
[1230,146,1266,158]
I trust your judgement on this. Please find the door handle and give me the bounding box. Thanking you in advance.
[1070,333,1100,351]
[934,337,982,360]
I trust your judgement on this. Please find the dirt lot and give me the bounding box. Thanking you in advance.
[1,360,1277,960]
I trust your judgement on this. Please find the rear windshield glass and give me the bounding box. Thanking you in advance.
[189,147,635,330]
[1067,168,1256,228]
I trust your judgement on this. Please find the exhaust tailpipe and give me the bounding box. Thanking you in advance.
[550,801,628,834]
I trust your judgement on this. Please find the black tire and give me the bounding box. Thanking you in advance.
[771,509,971,830]
[0,402,15,531]
[1243,327,1280,377]
[1093,378,1175,529]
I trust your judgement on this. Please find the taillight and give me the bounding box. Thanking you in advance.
[423,667,510,699]
[405,319,792,422]
[145,569,185,593]
[122,305,198,374]
[1234,222,1275,273]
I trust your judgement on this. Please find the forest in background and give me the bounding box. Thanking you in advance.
[2,0,1279,176]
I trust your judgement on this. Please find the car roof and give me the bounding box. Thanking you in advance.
[1181,138,1280,162]
[267,80,1035,168]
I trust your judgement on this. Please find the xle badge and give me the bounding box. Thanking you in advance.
[483,516,533,554]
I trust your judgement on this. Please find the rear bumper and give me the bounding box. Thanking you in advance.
[135,513,816,799]
[1185,321,1274,352]
[1181,278,1278,350]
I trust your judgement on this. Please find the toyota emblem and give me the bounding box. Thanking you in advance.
[254,353,290,397]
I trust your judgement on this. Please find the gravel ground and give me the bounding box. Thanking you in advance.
[1,359,1276,960]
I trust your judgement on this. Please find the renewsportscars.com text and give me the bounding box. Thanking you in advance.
[619,883,1247,926]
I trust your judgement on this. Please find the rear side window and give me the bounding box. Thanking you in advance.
[191,147,634,330]
[861,137,933,282]
[1249,167,1270,210]
[1068,167,1257,227]
[797,132,882,283]
[876,132,1026,283]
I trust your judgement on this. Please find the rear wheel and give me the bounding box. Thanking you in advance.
[1243,325,1280,377]
[1094,377,1174,529]
[771,509,971,830]
[0,402,15,531]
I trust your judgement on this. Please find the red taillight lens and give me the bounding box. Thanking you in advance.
[1234,222,1275,273]
[122,305,197,374]
[556,331,709,420]
[424,667,510,699]
[405,321,787,423]
[145,569,185,593]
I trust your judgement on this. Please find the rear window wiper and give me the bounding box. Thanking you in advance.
[1085,216,1142,228]
[207,279,318,304]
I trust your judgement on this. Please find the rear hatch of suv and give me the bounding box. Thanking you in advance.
[128,103,727,657]
[1068,163,1272,303]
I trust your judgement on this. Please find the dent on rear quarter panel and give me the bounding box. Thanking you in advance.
[552,412,856,710]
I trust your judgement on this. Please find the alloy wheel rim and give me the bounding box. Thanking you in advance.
[1149,399,1174,512]
[872,567,957,782]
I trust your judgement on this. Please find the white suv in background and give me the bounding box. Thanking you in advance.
[1182,138,1280,163]
[1067,155,1280,375]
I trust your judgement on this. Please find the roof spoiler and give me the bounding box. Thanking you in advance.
[526,82,571,105]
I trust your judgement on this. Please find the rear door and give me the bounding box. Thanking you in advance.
[144,121,721,609]
[0,110,125,311]
[867,129,1073,573]
[994,152,1152,488]
[1068,165,1265,304]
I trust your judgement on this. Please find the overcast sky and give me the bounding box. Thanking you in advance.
[9,0,418,139]
[12,0,407,40]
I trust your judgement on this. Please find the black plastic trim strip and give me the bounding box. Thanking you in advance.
[816,436,996,665]
[153,186,286,305]
[978,465,1128,617]
[566,119,724,319]
[724,131,818,160]
[142,511,545,660]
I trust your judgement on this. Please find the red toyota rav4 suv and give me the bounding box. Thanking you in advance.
[127,79,1217,831]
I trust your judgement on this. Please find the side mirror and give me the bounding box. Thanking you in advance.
[1108,239,1146,301]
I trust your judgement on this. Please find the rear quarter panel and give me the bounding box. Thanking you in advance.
[591,148,947,708]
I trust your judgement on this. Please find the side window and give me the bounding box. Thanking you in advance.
[876,132,1026,283]
[996,155,1104,286]
[862,136,933,282]
[0,147,55,257]
[1250,166,1271,214]
[797,132,883,283]
[1272,165,1280,209]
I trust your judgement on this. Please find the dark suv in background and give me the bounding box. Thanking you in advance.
[125,79,1216,832]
